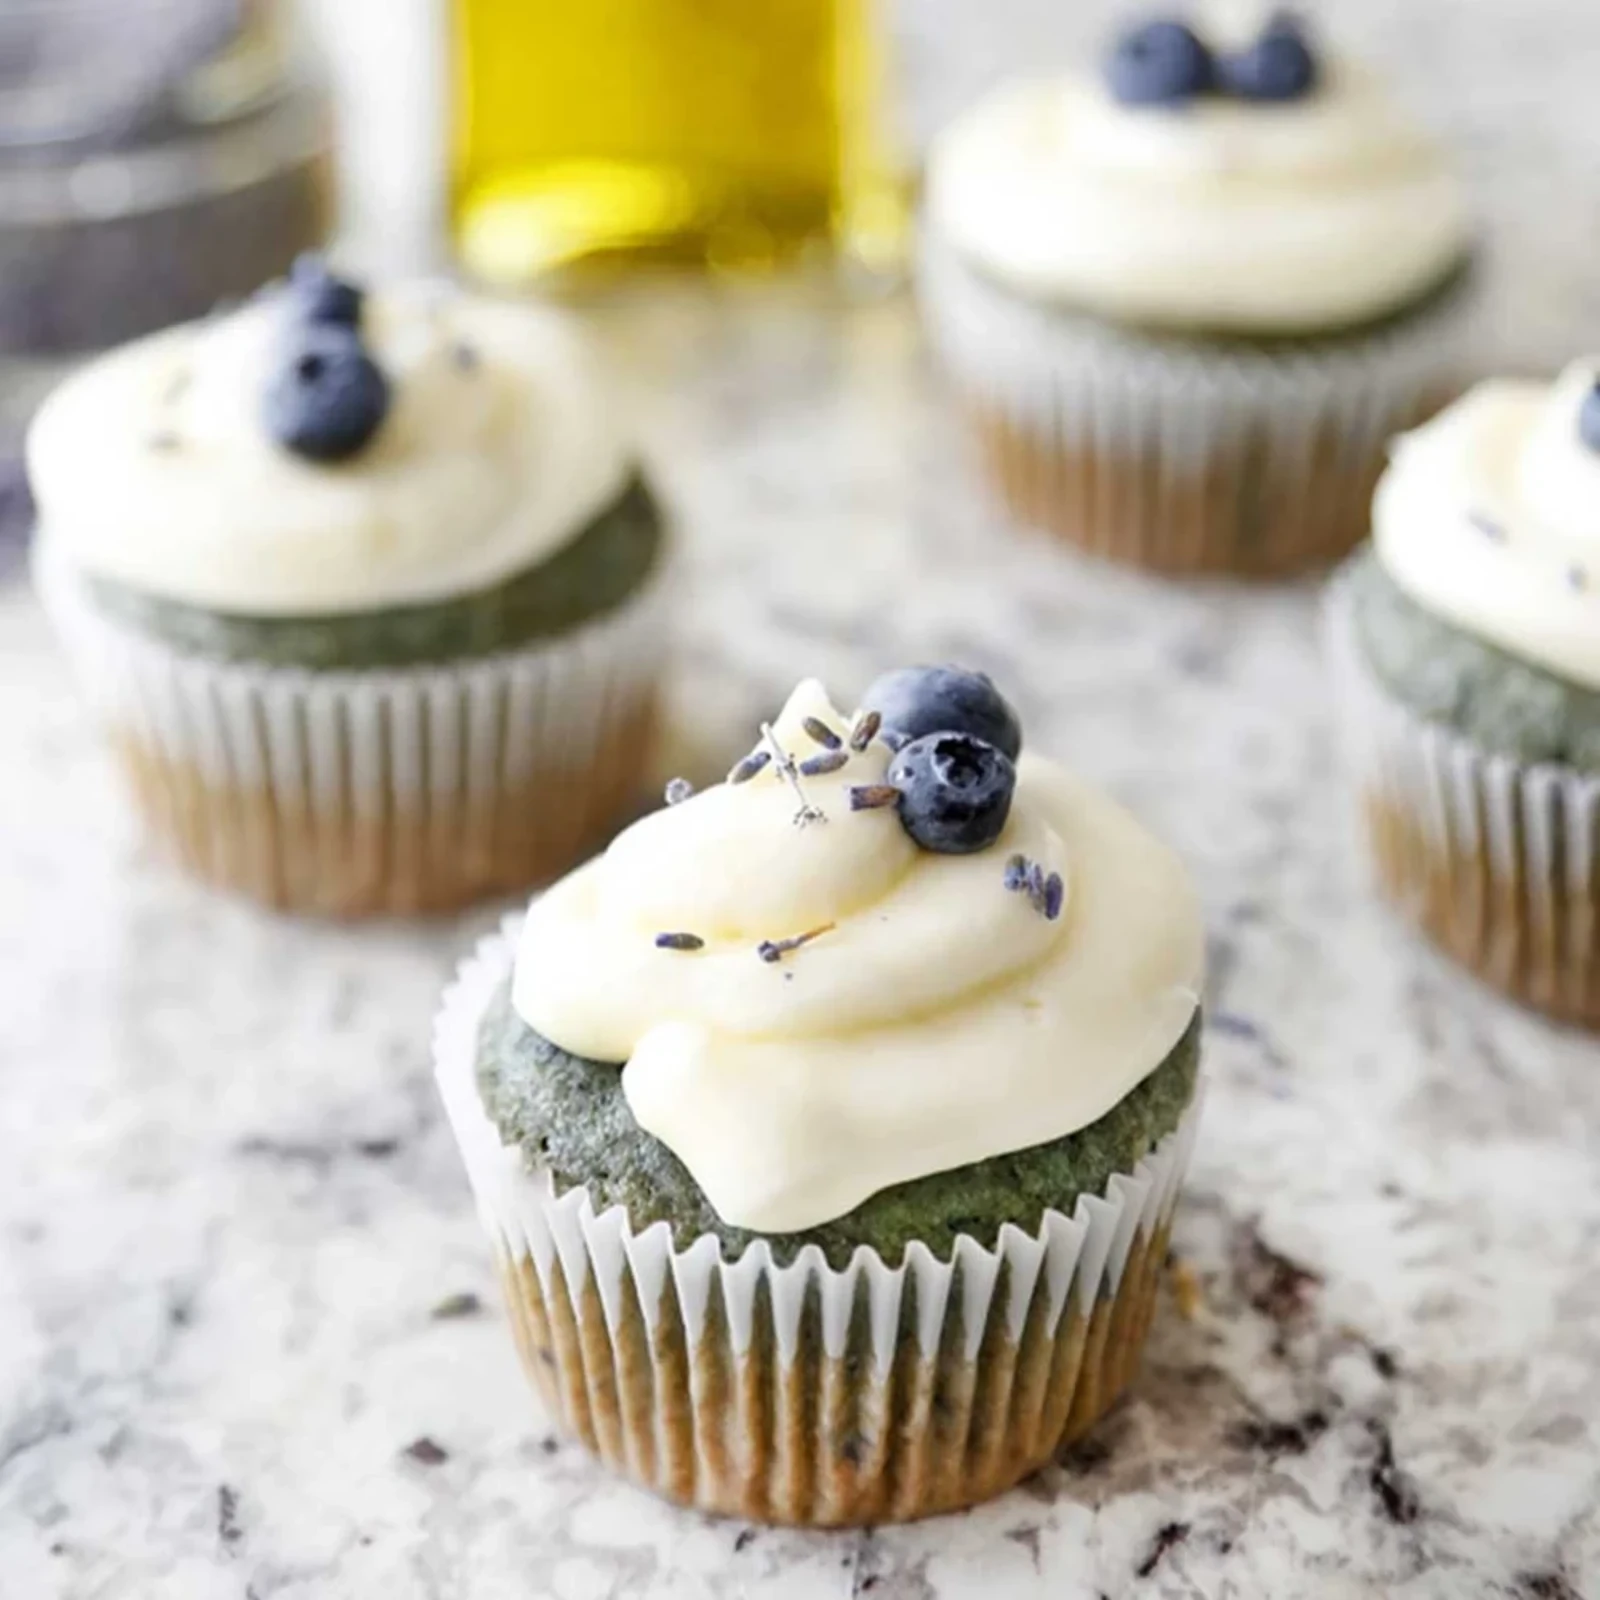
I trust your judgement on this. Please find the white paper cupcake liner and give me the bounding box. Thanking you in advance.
[919,234,1472,576]
[434,920,1206,1525]
[1325,572,1600,1027]
[36,549,670,916]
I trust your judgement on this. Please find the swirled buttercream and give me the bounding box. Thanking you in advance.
[926,52,1469,334]
[1373,362,1600,692]
[511,680,1203,1233]
[28,283,631,615]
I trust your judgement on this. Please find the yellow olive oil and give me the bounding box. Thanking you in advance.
[450,0,904,283]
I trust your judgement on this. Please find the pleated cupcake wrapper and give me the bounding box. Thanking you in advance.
[434,922,1206,1525]
[918,234,1470,576]
[36,549,670,916]
[1324,574,1600,1028]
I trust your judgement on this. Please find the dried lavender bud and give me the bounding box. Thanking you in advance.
[654,932,705,952]
[453,341,479,371]
[801,716,841,750]
[663,777,695,806]
[1468,511,1506,544]
[848,710,882,752]
[728,749,771,784]
[1042,872,1065,921]
[756,923,835,963]
[799,749,849,777]
[1003,853,1030,892]
[1025,861,1048,911]
[1570,565,1589,593]
[849,784,900,812]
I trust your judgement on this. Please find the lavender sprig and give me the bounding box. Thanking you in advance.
[663,777,695,806]
[761,722,825,827]
[756,923,835,963]
[801,716,841,751]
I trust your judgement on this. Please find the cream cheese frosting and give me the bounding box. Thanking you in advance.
[926,49,1469,334]
[511,680,1203,1234]
[1373,362,1600,692]
[28,284,631,615]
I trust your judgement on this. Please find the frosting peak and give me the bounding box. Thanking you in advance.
[511,681,1203,1234]
[1374,363,1600,691]
[927,53,1469,333]
[28,282,630,616]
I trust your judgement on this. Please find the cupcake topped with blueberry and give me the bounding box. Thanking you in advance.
[919,7,1474,575]
[31,258,668,914]
[30,256,661,665]
[1329,364,1600,1027]
[1364,360,1600,729]
[472,665,1202,1245]
[928,7,1469,337]
[439,666,1204,1520]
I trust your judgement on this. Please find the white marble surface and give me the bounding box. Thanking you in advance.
[3,277,1600,1599]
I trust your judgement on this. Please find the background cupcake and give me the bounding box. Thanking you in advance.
[435,669,1205,1524]
[31,259,669,916]
[921,9,1473,577]
[1327,361,1600,1027]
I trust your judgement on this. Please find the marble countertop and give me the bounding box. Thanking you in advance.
[3,281,1599,1600]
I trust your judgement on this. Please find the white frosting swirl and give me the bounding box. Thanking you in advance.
[28,285,631,615]
[926,55,1469,334]
[512,681,1203,1234]
[1373,362,1600,691]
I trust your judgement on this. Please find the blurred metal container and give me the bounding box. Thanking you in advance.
[0,0,332,561]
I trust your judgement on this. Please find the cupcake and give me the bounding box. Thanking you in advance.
[1326,363,1600,1028]
[434,667,1205,1523]
[31,259,669,916]
[921,9,1473,577]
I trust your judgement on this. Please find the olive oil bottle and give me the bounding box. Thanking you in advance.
[450,0,904,283]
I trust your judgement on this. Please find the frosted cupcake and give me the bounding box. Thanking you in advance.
[435,667,1205,1523]
[1327,363,1600,1027]
[31,259,668,915]
[921,10,1473,576]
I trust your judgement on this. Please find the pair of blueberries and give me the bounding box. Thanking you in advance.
[866,667,1022,856]
[1108,13,1317,108]
[263,257,391,463]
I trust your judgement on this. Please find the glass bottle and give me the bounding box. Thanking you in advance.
[449,0,905,284]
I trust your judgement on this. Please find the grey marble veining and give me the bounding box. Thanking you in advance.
[4,276,1600,1599]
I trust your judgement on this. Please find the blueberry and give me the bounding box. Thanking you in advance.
[888,733,1016,855]
[1106,19,1214,107]
[288,253,364,327]
[1217,14,1318,102]
[861,666,1022,762]
[263,325,391,463]
[1579,381,1600,453]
